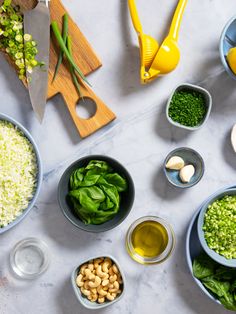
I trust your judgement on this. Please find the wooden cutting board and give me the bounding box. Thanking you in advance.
[2,0,116,138]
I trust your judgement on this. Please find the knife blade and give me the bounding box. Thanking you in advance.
[24,0,50,123]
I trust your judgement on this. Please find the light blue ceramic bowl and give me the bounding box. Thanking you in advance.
[164,147,205,188]
[220,16,236,80]
[197,188,236,268]
[166,83,212,131]
[71,255,125,310]
[0,113,42,234]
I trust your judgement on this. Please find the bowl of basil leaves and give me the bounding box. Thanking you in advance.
[58,156,135,232]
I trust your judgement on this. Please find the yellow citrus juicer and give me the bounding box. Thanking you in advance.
[128,0,188,84]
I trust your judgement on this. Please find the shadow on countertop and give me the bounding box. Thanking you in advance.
[155,100,192,143]
[152,166,187,200]
[56,277,115,314]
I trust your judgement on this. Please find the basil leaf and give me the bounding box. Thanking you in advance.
[67,160,128,225]
[193,253,215,279]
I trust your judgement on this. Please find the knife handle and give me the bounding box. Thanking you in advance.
[61,84,116,138]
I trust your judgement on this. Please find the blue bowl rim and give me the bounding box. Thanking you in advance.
[166,83,212,131]
[185,184,236,307]
[163,147,205,189]
[71,254,125,310]
[58,155,135,233]
[0,113,42,234]
[219,15,236,80]
[197,188,236,268]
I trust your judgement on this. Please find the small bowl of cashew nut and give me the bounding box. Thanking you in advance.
[71,255,125,309]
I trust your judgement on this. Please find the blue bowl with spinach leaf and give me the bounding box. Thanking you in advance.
[58,155,135,232]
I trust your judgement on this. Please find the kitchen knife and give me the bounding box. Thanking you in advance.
[24,0,50,122]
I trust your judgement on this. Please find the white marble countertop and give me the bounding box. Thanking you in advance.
[1,0,236,313]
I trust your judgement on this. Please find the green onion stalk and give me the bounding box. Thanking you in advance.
[51,17,91,96]
[0,0,42,80]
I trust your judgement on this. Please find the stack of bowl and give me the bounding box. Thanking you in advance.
[186,186,236,307]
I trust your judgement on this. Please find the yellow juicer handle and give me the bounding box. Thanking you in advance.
[168,0,188,41]
[128,0,143,34]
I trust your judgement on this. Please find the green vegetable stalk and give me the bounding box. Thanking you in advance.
[51,20,90,86]
[67,160,128,225]
[193,253,236,311]
[52,13,69,82]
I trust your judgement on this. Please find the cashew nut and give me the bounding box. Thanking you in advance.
[102,258,112,273]
[102,279,109,287]
[84,269,92,279]
[88,294,98,302]
[76,274,84,287]
[91,288,97,295]
[88,273,95,281]
[97,285,108,296]
[80,264,88,275]
[112,264,119,274]
[108,267,114,276]
[81,287,91,297]
[83,280,90,290]
[106,292,116,301]
[108,283,114,289]
[96,265,108,279]
[109,281,119,293]
[117,275,123,284]
[88,276,101,288]
[98,297,105,304]
[94,258,104,268]
[88,263,94,271]
[109,274,117,283]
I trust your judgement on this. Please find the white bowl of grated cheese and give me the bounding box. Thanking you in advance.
[0,113,42,234]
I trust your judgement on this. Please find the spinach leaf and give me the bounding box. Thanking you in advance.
[104,173,128,192]
[68,160,128,225]
[219,293,236,311]
[202,277,230,297]
[193,253,236,311]
[193,253,215,279]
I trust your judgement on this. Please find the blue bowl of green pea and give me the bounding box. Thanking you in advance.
[166,83,212,131]
[197,189,236,268]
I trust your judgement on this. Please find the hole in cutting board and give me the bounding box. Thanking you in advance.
[76,98,97,119]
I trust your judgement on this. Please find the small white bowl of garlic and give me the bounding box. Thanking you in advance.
[164,147,205,188]
[71,255,125,309]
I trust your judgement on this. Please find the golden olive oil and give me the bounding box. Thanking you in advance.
[131,220,169,258]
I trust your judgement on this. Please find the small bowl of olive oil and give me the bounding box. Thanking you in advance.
[126,216,175,265]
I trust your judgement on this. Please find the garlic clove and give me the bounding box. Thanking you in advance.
[179,165,195,183]
[166,156,185,170]
[231,124,236,153]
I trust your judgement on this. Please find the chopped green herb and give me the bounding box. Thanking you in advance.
[168,89,207,127]
[203,195,236,260]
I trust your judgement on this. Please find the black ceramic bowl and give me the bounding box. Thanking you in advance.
[58,155,135,232]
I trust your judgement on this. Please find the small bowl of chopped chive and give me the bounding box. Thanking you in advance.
[166,83,212,131]
[197,189,236,268]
